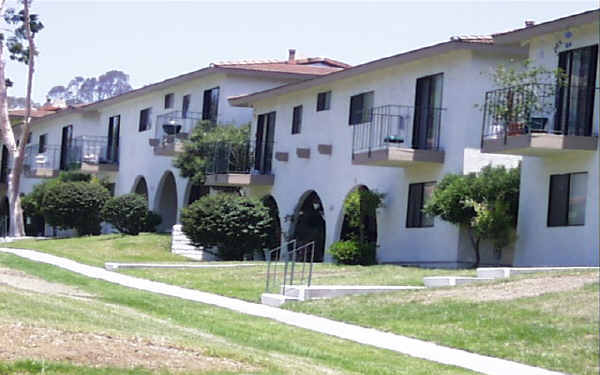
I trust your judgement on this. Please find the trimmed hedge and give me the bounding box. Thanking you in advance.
[101,193,160,235]
[42,181,110,235]
[181,193,271,260]
[329,240,376,265]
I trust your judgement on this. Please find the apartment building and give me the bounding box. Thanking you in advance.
[480,10,599,266]
[222,10,599,267]
[3,54,349,233]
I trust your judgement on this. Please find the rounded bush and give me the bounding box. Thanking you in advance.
[101,193,157,235]
[42,181,110,235]
[141,210,162,233]
[329,240,377,265]
[181,193,271,260]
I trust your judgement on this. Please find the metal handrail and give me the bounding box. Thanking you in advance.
[481,83,597,144]
[282,241,315,296]
[205,140,274,176]
[265,239,296,293]
[155,110,203,140]
[352,104,445,157]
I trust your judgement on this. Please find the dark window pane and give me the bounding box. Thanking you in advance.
[202,87,220,122]
[292,105,302,134]
[164,93,174,109]
[406,183,424,228]
[182,95,191,118]
[421,182,436,227]
[548,174,569,226]
[317,91,331,111]
[138,108,152,132]
[568,172,587,225]
[38,134,47,153]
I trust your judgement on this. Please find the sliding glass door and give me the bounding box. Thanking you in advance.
[254,112,275,174]
[413,73,443,149]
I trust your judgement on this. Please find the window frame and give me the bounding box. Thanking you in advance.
[38,133,47,154]
[316,91,331,112]
[291,105,303,135]
[164,93,174,109]
[138,107,152,132]
[547,172,588,227]
[348,91,374,125]
[406,181,436,228]
[202,87,220,122]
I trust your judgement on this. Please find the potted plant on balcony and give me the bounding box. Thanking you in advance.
[483,59,566,138]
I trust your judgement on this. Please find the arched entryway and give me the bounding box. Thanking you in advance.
[340,185,378,244]
[262,195,282,251]
[291,191,326,262]
[132,176,149,202]
[185,183,209,206]
[155,172,178,232]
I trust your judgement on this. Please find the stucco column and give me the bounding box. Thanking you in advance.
[323,202,342,263]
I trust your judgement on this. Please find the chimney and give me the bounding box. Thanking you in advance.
[524,20,535,28]
[288,49,296,64]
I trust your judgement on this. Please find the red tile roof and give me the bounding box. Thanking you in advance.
[9,109,58,118]
[213,62,345,75]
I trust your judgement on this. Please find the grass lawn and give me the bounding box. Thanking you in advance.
[5,233,184,267]
[286,271,600,375]
[0,252,473,375]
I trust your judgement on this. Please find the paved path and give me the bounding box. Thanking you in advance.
[0,247,565,375]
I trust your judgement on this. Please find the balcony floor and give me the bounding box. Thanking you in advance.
[352,147,445,168]
[482,134,598,157]
[205,173,274,187]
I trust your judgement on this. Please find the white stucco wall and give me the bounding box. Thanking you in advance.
[247,49,522,266]
[512,22,599,266]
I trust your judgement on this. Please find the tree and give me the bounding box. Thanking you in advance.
[7,95,39,109]
[341,187,383,244]
[174,121,250,185]
[47,70,132,105]
[423,165,520,268]
[181,194,272,260]
[0,0,43,237]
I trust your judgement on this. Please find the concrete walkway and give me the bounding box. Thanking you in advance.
[0,247,565,375]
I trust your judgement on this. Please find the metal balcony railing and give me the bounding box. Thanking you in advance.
[205,140,274,175]
[352,105,444,156]
[155,110,203,140]
[66,135,118,168]
[481,83,597,143]
[24,144,60,173]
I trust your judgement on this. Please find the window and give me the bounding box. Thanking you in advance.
[38,134,47,153]
[182,94,191,118]
[291,105,303,134]
[138,107,152,131]
[548,172,587,226]
[26,131,31,144]
[164,93,174,109]
[348,91,374,125]
[202,87,219,121]
[406,182,435,228]
[317,91,331,111]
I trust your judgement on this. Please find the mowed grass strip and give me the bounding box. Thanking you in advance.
[5,233,183,267]
[286,271,600,375]
[0,253,474,375]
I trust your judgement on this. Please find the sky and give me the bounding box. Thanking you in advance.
[3,0,599,104]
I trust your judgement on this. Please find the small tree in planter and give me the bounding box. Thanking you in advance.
[483,60,566,136]
[423,165,519,267]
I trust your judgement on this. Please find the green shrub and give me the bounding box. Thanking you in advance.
[181,193,271,260]
[101,193,157,235]
[141,211,162,233]
[42,181,110,235]
[329,240,377,265]
[57,170,91,182]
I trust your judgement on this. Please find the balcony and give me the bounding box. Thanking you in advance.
[481,83,598,157]
[24,144,60,178]
[66,136,119,178]
[149,110,203,156]
[205,141,274,187]
[351,105,445,167]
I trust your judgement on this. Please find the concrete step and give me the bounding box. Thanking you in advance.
[281,285,424,300]
[261,293,299,307]
[423,276,495,288]
[477,266,599,279]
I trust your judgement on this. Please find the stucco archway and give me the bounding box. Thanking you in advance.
[132,176,149,203]
[339,185,378,244]
[154,171,178,232]
[290,190,326,262]
[184,182,209,206]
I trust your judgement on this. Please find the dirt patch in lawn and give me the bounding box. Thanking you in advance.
[0,322,253,373]
[405,272,599,304]
[0,267,93,298]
